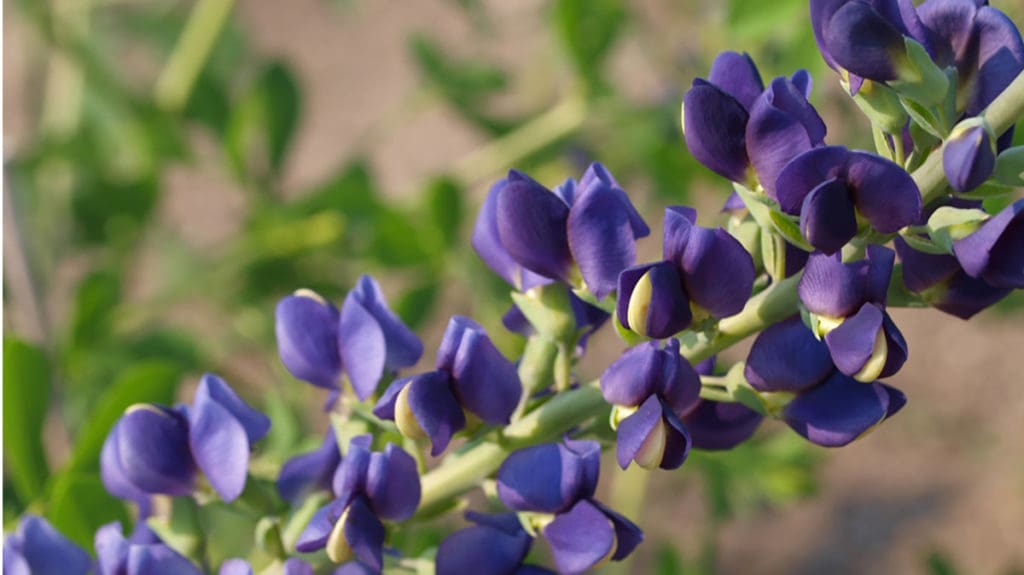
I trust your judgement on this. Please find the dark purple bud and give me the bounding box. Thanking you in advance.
[436,513,532,575]
[95,521,203,575]
[782,372,906,447]
[496,170,573,282]
[944,124,997,192]
[894,236,1012,318]
[746,76,827,196]
[953,199,1024,288]
[601,340,702,417]
[682,400,764,450]
[745,317,835,393]
[276,290,342,390]
[3,515,90,575]
[189,374,269,502]
[616,262,692,339]
[338,275,423,400]
[277,431,341,505]
[473,178,554,291]
[496,440,600,514]
[103,405,195,497]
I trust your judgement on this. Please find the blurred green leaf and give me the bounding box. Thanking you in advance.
[225,61,302,182]
[395,280,440,330]
[424,177,465,248]
[925,550,960,575]
[47,473,130,549]
[71,175,159,246]
[551,0,626,88]
[727,0,805,42]
[65,361,183,472]
[67,269,121,350]
[370,208,431,266]
[3,338,52,501]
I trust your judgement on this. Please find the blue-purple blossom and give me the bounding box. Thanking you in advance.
[296,436,420,574]
[277,430,342,505]
[681,358,764,451]
[374,316,521,455]
[617,206,755,339]
[478,163,650,299]
[682,51,765,183]
[810,0,931,88]
[101,373,270,503]
[95,521,203,575]
[435,512,554,575]
[496,439,643,575]
[894,236,1011,319]
[601,339,700,469]
[275,275,423,400]
[952,199,1024,289]
[775,146,921,254]
[943,123,997,192]
[3,515,90,575]
[798,247,909,381]
[745,317,907,447]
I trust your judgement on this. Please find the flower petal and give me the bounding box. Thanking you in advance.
[365,444,421,521]
[943,125,996,192]
[578,163,650,238]
[745,317,835,392]
[450,326,521,425]
[126,544,203,575]
[783,373,894,447]
[708,51,765,110]
[436,518,531,575]
[95,522,129,575]
[497,443,584,514]
[343,498,386,573]
[346,275,424,370]
[823,0,907,81]
[798,252,867,317]
[405,372,467,456]
[283,559,314,575]
[846,151,921,233]
[679,226,756,318]
[662,206,698,263]
[616,262,692,339]
[824,303,886,379]
[275,291,341,389]
[600,342,662,408]
[189,395,250,502]
[277,431,341,505]
[567,180,641,299]
[473,179,554,290]
[746,77,827,196]
[615,395,666,469]
[683,400,764,450]
[799,178,858,255]
[496,171,573,281]
[774,146,848,214]
[542,500,617,575]
[116,407,195,496]
[219,559,253,575]
[12,516,90,575]
[953,199,1024,287]
[682,81,752,183]
[589,501,644,561]
[296,501,345,553]
[196,374,270,444]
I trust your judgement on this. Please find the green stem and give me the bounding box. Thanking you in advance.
[920,69,1024,206]
[154,0,235,112]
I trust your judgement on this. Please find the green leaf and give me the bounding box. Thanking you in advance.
[551,0,626,86]
[424,177,465,249]
[395,280,440,330]
[993,146,1024,186]
[901,96,946,140]
[898,233,950,255]
[225,61,302,182]
[369,208,430,266]
[768,210,816,252]
[3,338,51,501]
[65,361,183,472]
[67,268,122,350]
[47,473,130,549]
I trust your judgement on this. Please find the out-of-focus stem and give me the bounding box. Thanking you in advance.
[154,0,236,112]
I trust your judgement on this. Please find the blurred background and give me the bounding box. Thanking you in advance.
[4,0,1024,573]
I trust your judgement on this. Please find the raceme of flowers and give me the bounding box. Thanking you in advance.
[8,1,1023,573]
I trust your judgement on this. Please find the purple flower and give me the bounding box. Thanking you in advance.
[943,122,997,192]
[746,75,827,197]
[601,340,700,469]
[617,207,755,338]
[496,439,643,575]
[682,51,765,183]
[277,430,342,505]
[374,316,521,455]
[679,357,763,451]
[435,512,545,575]
[275,275,423,400]
[296,436,420,574]
[952,199,1024,289]
[482,163,650,299]
[95,521,203,575]
[101,373,270,503]
[894,236,1011,319]
[798,248,909,381]
[745,318,906,447]
[3,515,90,575]
[775,146,921,255]
[219,558,313,575]
[811,0,930,86]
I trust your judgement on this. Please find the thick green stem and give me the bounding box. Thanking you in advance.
[154,0,235,112]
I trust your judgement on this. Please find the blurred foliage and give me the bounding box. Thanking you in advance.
[5,0,1021,571]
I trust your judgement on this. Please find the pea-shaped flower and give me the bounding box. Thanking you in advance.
[943,122,997,192]
[952,199,1024,289]
[374,316,521,455]
[95,521,203,575]
[894,236,1011,319]
[435,512,554,575]
[745,317,907,447]
[798,247,909,382]
[101,374,270,503]
[496,439,643,575]
[275,274,423,400]
[478,163,650,299]
[296,436,420,574]
[3,515,91,575]
[775,146,921,255]
[682,51,765,183]
[617,206,755,339]
[810,0,931,89]
[681,358,764,451]
[601,340,700,469]
[277,430,342,506]
[219,558,312,575]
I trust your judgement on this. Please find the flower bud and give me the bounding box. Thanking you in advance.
[944,120,997,192]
